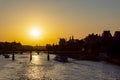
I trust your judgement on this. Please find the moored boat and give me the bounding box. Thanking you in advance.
[54,55,68,62]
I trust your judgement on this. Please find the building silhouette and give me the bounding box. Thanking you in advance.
[102,31,112,38]
[114,31,120,38]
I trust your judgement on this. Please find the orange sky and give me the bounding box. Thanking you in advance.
[0,0,120,46]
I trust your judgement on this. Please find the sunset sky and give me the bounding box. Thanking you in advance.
[0,0,120,46]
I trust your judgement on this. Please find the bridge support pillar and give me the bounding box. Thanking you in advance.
[47,53,50,61]
[30,52,32,61]
[12,53,15,61]
[37,51,39,55]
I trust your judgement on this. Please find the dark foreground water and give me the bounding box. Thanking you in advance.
[0,52,120,80]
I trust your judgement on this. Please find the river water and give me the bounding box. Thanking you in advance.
[0,52,120,80]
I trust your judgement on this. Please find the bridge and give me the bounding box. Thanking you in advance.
[1,50,80,61]
[1,50,49,61]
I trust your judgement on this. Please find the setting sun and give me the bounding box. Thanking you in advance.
[31,28,40,37]
[30,27,42,38]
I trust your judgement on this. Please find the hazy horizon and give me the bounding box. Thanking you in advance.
[0,0,120,46]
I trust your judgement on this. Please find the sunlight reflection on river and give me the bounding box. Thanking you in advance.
[25,53,53,80]
[31,52,47,65]
[31,54,42,65]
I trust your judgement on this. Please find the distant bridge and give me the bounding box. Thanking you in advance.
[1,50,80,61]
